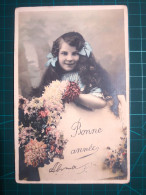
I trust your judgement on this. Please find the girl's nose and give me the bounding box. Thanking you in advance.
[66,54,73,61]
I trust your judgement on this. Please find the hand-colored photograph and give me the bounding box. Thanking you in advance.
[14,6,130,183]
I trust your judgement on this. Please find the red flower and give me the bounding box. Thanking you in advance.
[46,127,52,134]
[50,145,55,152]
[38,110,49,118]
[55,148,63,155]
[62,82,80,103]
[55,148,60,154]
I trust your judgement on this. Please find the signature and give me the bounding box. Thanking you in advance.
[71,119,103,137]
[49,162,89,174]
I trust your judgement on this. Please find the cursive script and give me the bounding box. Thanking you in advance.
[49,162,89,174]
[71,144,99,160]
[71,119,103,137]
[71,144,99,155]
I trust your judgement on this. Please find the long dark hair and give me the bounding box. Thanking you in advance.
[31,32,119,115]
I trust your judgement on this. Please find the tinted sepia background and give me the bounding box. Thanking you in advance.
[18,9,126,98]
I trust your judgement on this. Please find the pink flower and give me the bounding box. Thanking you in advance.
[46,127,52,135]
[50,145,55,152]
[122,152,126,158]
[55,148,63,155]
[55,148,60,154]
[24,139,47,167]
[38,110,50,118]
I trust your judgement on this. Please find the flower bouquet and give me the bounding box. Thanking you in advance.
[103,128,127,176]
[19,80,80,167]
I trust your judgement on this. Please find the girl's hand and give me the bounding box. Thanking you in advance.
[106,99,114,108]
[74,94,107,110]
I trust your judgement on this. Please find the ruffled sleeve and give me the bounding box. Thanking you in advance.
[89,87,105,99]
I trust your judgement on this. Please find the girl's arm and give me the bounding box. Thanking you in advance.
[75,94,107,110]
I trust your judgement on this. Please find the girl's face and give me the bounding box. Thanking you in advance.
[58,41,79,72]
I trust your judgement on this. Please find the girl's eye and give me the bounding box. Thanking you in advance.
[60,51,79,56]
[61,52,68,56]
[72,52,79,56]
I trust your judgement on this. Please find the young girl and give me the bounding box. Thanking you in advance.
[31,32,125,116]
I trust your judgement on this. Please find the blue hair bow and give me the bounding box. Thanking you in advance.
[45,53,57,67]
[79,41,92,57]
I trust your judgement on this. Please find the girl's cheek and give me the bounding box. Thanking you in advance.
[76,55,80,61]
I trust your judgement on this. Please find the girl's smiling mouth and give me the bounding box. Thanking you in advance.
[64,63,75,65]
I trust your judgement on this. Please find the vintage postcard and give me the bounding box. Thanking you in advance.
[14,6,130,183]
